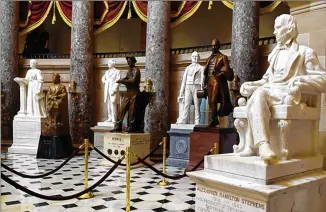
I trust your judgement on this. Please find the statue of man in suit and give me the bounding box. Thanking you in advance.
[240,14,326,162]
[177,51,204,125]
[202,38,234,128]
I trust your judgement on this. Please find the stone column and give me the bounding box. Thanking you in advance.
[231,1,260,83]
[144,1,171,153]
[69,1,94,146]
[229,2,259,128]
[0,2,19,141]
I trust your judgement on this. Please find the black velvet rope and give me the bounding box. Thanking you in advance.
[1,147,82,179]
[135,150,212,180]
[92,141,162,167]
[1,156,124,201]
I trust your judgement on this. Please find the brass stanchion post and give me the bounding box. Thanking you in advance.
[214,143,218,155]
[78,139,94,199]
[158,137,169,186]
[125,146,131,212]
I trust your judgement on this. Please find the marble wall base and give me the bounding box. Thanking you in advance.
[166,124,195,168]
[102,132,151,165]
[188,170,326,212]
[9,116,44,155]
[90,125,114,158]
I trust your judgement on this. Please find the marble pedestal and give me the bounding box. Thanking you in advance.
[188,155,326,212]
[90,123,114,158]
[97,122,115,127]
[166,124,195,168]
[9,116,44,155]
[101,132,152,167]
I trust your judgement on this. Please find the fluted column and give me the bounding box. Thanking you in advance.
[231,1,260,83]
[0,2,19,141]
[144,1,171,151]
[69,1,94,145]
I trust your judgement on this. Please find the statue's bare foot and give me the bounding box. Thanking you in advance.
[259,142,277,163]
[105,118,112,122]
[240,147,255,157]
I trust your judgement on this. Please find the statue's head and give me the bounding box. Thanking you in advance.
[211,38,220,53]
[53,73,61,84]
[108,59,116,69]
[274,14,298,46]
[126,56,137,68]
[191,51,199,64]
[30,59,37,69]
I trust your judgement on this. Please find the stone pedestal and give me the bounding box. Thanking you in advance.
[9,116,44,155]
[205,154,323,184]
[37,135,73,159]
[97,122,115,127]
[188,155,326,212]
[186,127,237,172]
[166,124,195,168]
[102,133,151,166]
[90,125,114,158]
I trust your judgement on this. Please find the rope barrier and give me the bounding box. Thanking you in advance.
[1,144,84,179]
[1,155,124,201]
[91,141,162,167]
[132,149,212,180]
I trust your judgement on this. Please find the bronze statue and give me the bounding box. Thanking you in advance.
[202,38,234,127]
[112,56,141,132]
[111,57,155,133]
[230,74,241,107]
[42,73,69,136]
[38,73,73,159]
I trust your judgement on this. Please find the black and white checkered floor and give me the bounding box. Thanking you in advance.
[1,153,196,212]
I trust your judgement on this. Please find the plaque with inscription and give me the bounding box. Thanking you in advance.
[196,184,266,212]
[103,133,151,164]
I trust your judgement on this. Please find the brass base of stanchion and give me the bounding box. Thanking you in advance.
[158,179,170,187]
[78,192,95,199]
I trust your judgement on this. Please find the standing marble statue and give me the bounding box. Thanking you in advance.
[25,59,46,117]
[102,59,121,123]
[237,14,326,162]
[177,51,204,125]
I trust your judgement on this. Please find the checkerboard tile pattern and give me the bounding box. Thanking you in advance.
[1,153,196,212]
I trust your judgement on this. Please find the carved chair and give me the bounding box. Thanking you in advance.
[233,92,321,160]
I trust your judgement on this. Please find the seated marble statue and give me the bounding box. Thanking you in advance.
[237,14,326,163]
[176,51,204,125]
[25,59,46,117]
[43,73,69,136]
[102,59,121,123]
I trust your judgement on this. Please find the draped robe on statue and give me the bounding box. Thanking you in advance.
[26,68,46,117]
[102,68,120,123]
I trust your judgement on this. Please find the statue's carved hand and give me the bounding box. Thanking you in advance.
[202,83,207,90]
[240,82,255,97]
[177,95,184,103]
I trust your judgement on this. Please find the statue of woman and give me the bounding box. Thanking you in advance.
[25,59,46,117]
